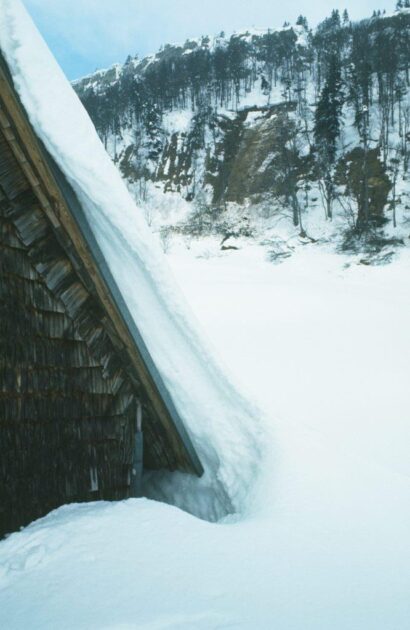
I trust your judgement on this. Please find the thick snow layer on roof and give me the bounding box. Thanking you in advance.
[0,0,264,520]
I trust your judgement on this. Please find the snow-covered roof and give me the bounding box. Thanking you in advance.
[0,0,262,519]
[0,52,202,480]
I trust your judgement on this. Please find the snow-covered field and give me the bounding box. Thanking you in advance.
[1,245,409,630]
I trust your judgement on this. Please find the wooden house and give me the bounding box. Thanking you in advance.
[0,52,203,537]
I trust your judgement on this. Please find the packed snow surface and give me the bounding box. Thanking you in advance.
[0,0,263,519]
[1,245,410,629]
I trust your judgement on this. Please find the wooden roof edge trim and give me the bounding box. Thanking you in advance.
[0,52,204,477]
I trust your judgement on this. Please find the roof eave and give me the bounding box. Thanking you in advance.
[0,51,204,477]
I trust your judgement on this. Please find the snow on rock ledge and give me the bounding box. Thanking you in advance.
[0,0,264,521]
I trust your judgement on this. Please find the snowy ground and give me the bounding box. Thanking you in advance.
[1,244,409,630]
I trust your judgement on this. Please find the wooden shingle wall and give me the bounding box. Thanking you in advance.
[0,128,141,536]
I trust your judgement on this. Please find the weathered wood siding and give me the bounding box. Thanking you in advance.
[0,128,142,536]
[0,190,139,534]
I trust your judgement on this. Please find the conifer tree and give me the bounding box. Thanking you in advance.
[296,15,309,30]
[314,53,343,218]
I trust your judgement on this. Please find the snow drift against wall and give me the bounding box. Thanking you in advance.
[0,0,264,521]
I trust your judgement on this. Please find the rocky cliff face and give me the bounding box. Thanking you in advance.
[74,9,410,258]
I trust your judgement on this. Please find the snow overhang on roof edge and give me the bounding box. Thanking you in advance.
[0,50,204,478]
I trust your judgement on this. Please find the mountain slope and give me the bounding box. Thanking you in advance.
[74,8,410,258]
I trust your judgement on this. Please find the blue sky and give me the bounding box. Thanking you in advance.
[23,0,391,80]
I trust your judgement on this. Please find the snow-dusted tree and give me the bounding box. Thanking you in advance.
[314,52,344,218]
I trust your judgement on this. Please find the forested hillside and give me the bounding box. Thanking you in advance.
[74,7,410,258]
